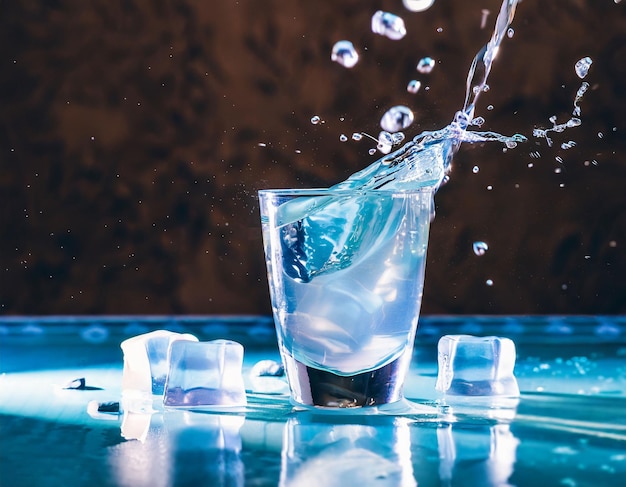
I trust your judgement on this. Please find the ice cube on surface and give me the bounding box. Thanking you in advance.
[121,330,198,396]
[163,339,247,407]
[435,335,519,396]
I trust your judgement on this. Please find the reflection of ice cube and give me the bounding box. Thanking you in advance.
[437,423,519,486]
[163,340,247,407]
[435,335,519,396]
[121,330,198,396]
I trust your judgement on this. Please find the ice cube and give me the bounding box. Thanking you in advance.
[435,335,519,396]
[163,339,247,407]
[121,330,198,396]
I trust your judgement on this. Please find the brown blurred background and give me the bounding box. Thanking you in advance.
[1,0,625,316]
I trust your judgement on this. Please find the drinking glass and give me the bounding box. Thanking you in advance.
[259,188,433,408]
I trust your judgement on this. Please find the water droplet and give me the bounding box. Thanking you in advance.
[407,79,421,94]
[487,185,493,190]
[368,148,377,155]
[561,141,576,150]
[331,40,359,68]
[391,132,406,145]
[505,140,517,149]
[416,57,435,74]
[507,27,515,38]
[380,105,415,132]
[472,165,480,173]
[473,241,489,255]
[352,133,363,141]
[555,156,563,163]
[575,57,592,79]
[487,104,494,110]
[377,131,394,154]
[371,11,407,40]
[470,116,485,127]
[597,132,604,139]
[486,279,494,286]
[402,0,435,12]
[436,27,443,33]
[310,115,322,125]
[339,134,348,142]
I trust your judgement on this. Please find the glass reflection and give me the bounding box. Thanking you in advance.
[280,414,416,487]
[109,408,244,487]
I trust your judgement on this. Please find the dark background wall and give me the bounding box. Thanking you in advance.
[1,0,625,316]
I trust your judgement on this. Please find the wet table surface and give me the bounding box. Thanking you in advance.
[1,315,625,487]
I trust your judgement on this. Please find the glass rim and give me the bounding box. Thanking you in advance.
[258,187,436,197]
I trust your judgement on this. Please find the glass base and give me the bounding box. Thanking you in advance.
[284,355,407,408]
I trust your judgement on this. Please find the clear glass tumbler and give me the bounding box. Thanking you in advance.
[259,188,433,408]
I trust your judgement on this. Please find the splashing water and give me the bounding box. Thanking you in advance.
[331,41,359,68]
[403,0,435,12]
[371,11,407,41]
[274,0,525,281]
[473,241,489,256]
[575,56,593,79]
[380,105,415,133]
[332,0,524,193]
[417,56,436,74]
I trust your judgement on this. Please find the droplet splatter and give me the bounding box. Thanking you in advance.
[416,57,436,74]
[371,11,407,40]
[331,40,359,68]
[380,105,415,132]
[407,79,422,94]
[402,0,435,12]
[575,56,592,79]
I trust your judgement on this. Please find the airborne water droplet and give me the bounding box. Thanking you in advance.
[377,131,394,154]
[380,105,415,132]
[371,11,407,40]
[407,79,421,94]
[310,115,322,125]
[402,0,435,12]
[472,165,480,173]
[486,279,494,286]
[575,57,592,79]
[331,40,359,68]
[473,241,489,256]
[339,134,348,142]
[507,28,515,38]
[416,57,435,74]
[352,133,363,141]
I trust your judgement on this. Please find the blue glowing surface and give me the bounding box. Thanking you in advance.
[1,316,625,487]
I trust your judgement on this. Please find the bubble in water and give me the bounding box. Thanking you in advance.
[352,132,363,141]
[407,79,421,94]
[371,11,407,40]
[402,0,435,12]
[380,105,415,132]
[331,40,359,68]
[473,241,489,256]
[310,115,322,125]
[575,57,592,79]
[339,134,348,142]
[377,131,394,154]
[472,165,480,173]
[416,57,435,73]
[507,27,515,38]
